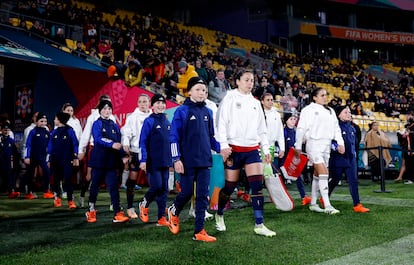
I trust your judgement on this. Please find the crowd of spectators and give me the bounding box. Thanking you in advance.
[6,0,414,121]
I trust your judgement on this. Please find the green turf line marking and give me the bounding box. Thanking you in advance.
[316,233,414,265]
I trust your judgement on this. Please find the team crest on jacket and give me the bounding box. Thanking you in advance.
[236,102,241,109]
[204,115,208,121]
[315,111,319,116]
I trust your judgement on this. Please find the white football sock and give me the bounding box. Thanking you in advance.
[121,170,129,186]
[168,170,175,191]
[311,176,319,205]
[319,174,331,208]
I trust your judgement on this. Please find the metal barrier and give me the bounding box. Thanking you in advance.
[352,116,402,133]
[362,145,402,193]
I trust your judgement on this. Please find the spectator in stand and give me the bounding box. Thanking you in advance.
[85,37,99,54]
[101,49,115,67]
[296,88,310,112]
[54,26,66,45]
[137,94,171,227]
[0,121,20,198]
[86,48,101,66]
[85,100,130,223]
[374,97,390,114]
[253,75,275,99]
[329,106,370,213]
[124,59,143,88]
[166,77,220,242]
[351,103,366,116]
[72,41,87,59]
[205,59,217,84]
[195,59,209,83]
[224,65,234,80]
[11,1,27,16]
[113,51,142,77]
[152,57,166,85]
[170,60,198,97]
[127,33,138,53]
[120,94,152,219]
[215,69,276,237]
[280,89,298,113]
[98,39,112,54]
[208,68,232,106]
[111,35,127,63]
[274,80,285,96]
[160,61,179,101]
[328,98,339,109]
[294,87,344,215]
[142,57,165,86]
[18,20,27,30]
[364,121,392,181]
[142,56,156,84]
[30,20,46,37]
[24,113,54,200]
[83,20,97,43]
[26,2,41,18]
[48,112,79,209]
[399,75,409,92]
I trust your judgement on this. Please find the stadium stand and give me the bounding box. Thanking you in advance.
[1,0,413,135]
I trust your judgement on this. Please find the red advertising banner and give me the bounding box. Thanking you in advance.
[329,26,414,45]
[75,79,179,127]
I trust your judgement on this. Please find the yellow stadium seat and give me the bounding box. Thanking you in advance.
[61,47,71,53]
[25,20,33,30]
[9,17,20,27]
[66,39,76,49]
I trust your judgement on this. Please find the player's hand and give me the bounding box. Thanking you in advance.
[338,145,345,154]
[264,153,271,164]
[112,142,122,150]
[78,152,85,160]
[220,147,232,162]
[294,149,301,159]
[139,162,146,172]
[174,160,184,174]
